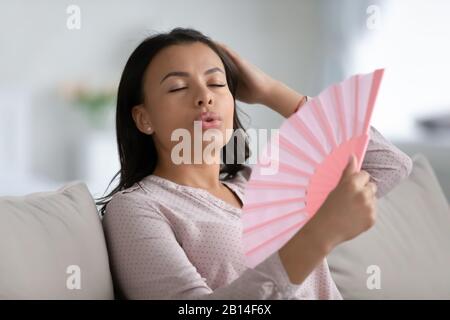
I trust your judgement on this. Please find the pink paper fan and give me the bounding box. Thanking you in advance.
[242,69,385,268]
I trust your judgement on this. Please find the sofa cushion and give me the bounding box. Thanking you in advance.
[0,181,114,299]
[328,154,450,299]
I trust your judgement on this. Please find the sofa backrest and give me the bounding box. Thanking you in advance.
[328,153,450,299]
[0,181,114,299]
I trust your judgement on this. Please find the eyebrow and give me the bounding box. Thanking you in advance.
[160,67,224,84]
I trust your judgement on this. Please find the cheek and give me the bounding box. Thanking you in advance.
[149,108,184,143]
[221,97,235,145]
[222,95,235,127]
[151,96,188,124]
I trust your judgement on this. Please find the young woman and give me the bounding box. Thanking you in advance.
[98,28,413,300]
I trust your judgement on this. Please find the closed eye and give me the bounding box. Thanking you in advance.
[168,84,226,93]
[168,87,187,93]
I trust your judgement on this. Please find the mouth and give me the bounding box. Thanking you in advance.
[195,112,223,129]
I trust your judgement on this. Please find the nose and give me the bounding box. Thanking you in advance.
[195,86,214,109]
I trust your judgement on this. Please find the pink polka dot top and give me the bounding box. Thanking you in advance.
[102,126,413,299]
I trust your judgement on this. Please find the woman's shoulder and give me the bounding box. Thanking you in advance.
[109,182,146,200]
[104,179,161,216]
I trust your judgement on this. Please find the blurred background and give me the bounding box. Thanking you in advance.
[1,0,449,203]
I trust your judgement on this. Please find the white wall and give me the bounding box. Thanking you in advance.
[1,0,448,197]
[0,0,375,127]
[347,0,450,139]
[2,0,351,196]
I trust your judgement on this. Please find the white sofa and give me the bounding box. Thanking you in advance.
[0,154,449,299]
[328,153,450,299]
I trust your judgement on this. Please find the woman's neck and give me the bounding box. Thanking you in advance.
[152,159,223,191]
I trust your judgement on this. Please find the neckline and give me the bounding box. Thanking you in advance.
[142,174,244,214]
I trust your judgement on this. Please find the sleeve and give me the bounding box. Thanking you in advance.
[102,192,302,300]
[230,163,253,188]
[361,126,413,198]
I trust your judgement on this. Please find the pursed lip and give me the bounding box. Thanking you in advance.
[195,111,222,122]
[194,111,223,129]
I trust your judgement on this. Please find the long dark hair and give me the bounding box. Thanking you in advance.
[96,28,251,216]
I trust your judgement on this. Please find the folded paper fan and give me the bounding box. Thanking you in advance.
[242,69,385,268]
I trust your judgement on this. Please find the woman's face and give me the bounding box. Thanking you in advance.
[134,42,235,164]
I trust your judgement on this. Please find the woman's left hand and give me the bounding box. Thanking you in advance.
[216,42,277,106]
[216,42,306,118]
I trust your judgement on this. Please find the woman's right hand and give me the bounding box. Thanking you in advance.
[278,155,377,285]
[307,154,378,252]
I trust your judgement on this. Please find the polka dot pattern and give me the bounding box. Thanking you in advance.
[366,126,413,198]
[101,126,412,300]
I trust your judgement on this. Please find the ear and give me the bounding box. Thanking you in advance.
[131,104,154,135]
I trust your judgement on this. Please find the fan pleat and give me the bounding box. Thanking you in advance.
[332,84,348,143]
[243,207,308,235]
[243,196,306,212]
[245,218,309,257]
[290,115,328,158]
[363,69,384,134]
[247,180,307,190]
[279,135,317,166]
[311,98,338,151]
[353,75,360,136]
[276,161,311,178]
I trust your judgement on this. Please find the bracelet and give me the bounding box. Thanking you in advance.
[294,95,308,113]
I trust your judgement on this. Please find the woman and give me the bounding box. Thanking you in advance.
[98,28,412,299]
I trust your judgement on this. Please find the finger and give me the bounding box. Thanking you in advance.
[216,41,233,55]
[215,41,226,50]
[362,182,377,201]
[216,42,242,63]
[367,181,378,197]
[362,187,376,208]
[352,170,371,188]
[341,154,357,179]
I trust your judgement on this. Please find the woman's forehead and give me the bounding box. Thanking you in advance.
[147,42,224,81]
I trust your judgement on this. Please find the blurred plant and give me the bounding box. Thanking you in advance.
[61,82,117,129]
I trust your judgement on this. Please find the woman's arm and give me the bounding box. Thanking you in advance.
[261,80,308,118]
